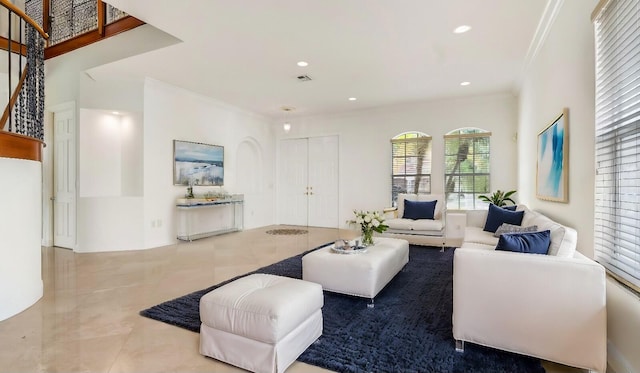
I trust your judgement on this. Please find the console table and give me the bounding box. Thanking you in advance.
[176,195,244,241]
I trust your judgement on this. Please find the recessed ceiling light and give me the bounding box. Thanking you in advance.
[297,61,309,67]
[453,25,471,34]
[460,81,471,86]
[112,111,120,115]
[348,97,357,101]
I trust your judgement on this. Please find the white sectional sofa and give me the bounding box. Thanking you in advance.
[453,205,607,373]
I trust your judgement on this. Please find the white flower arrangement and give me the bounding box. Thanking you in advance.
[348,210,389,246]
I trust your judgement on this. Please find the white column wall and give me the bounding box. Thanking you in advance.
[276,93,518,228]
[143,78,276,249]
[0,158,42,321]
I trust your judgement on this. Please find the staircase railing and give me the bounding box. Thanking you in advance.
[1,0,48,142]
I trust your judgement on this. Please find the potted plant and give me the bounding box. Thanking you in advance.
[478,190,516,207]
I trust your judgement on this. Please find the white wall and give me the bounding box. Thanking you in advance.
[76,197,144,252]
[76,109,144,252]
[517,0,597,257]
[120,115,144,196]
[43,25,172,251]
[607,279,640,373]
[45,24,178,107]
[79,109,143,197]
[79,110,123,197]
[73,77,145,252]
[517,1,640,372]
[278,93,518,228]
[46,32,276,251]
[74,70,276,251]
[143,78,276,249]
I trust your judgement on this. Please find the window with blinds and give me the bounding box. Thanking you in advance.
[593,0,640,291]
[391,132,432,205]
[444,128,491,210]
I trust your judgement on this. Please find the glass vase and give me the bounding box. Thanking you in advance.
[361,229,374,247]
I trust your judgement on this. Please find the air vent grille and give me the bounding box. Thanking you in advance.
[297,75,312,82]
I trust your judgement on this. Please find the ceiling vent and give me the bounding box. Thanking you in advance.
[297,75,312,82]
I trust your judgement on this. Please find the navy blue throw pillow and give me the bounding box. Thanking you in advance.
[502,205,517,211]
[495,230,551,255]
[403,199,437,220]
[483,203,524,233]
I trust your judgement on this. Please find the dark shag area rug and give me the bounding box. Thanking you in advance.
[140,245,544,373]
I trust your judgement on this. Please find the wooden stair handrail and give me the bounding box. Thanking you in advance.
[0,0,49,39]
[0,130,45,162]
[1,0,48,136]
[0,65,28,129]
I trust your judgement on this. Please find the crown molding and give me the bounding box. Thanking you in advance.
[514,0,564,93]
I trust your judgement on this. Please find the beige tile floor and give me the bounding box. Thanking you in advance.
[0,225,583,373]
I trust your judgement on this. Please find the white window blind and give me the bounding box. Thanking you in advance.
[444,128,491,210]
[593,0,640,290]
[391,132,432,205]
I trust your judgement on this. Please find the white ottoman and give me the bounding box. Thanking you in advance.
[199,274,323,373]
[302,237,409,302]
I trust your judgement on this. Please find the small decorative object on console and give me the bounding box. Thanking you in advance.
[347,210,389,247]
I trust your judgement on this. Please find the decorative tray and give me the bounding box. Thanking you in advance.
[330,245,368,254]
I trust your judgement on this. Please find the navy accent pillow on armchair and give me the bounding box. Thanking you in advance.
[402,200,437,220]
[502,205,517,211]
[495,230,551,255]
[483,203,524,233]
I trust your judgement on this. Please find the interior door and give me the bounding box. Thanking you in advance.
[278,136,339,228]
[278,138,309,225]
[52,107,76,249]
[308,136,339,227]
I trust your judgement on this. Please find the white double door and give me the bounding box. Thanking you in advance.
[278,135,339,227]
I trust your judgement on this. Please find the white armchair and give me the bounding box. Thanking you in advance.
[381,193,446,248]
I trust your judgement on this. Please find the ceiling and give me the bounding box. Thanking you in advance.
[93,0,549,119]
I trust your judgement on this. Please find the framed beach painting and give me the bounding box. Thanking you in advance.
[173,140,224,186]
[536,108,569,202]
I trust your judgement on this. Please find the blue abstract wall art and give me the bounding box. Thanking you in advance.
[537,109,569,202]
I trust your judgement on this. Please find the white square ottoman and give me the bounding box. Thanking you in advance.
[199,273,323,373]
[302,237,409,303]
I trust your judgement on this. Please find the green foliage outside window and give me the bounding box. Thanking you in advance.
[391,132,431,205]
[444,128,491,210]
